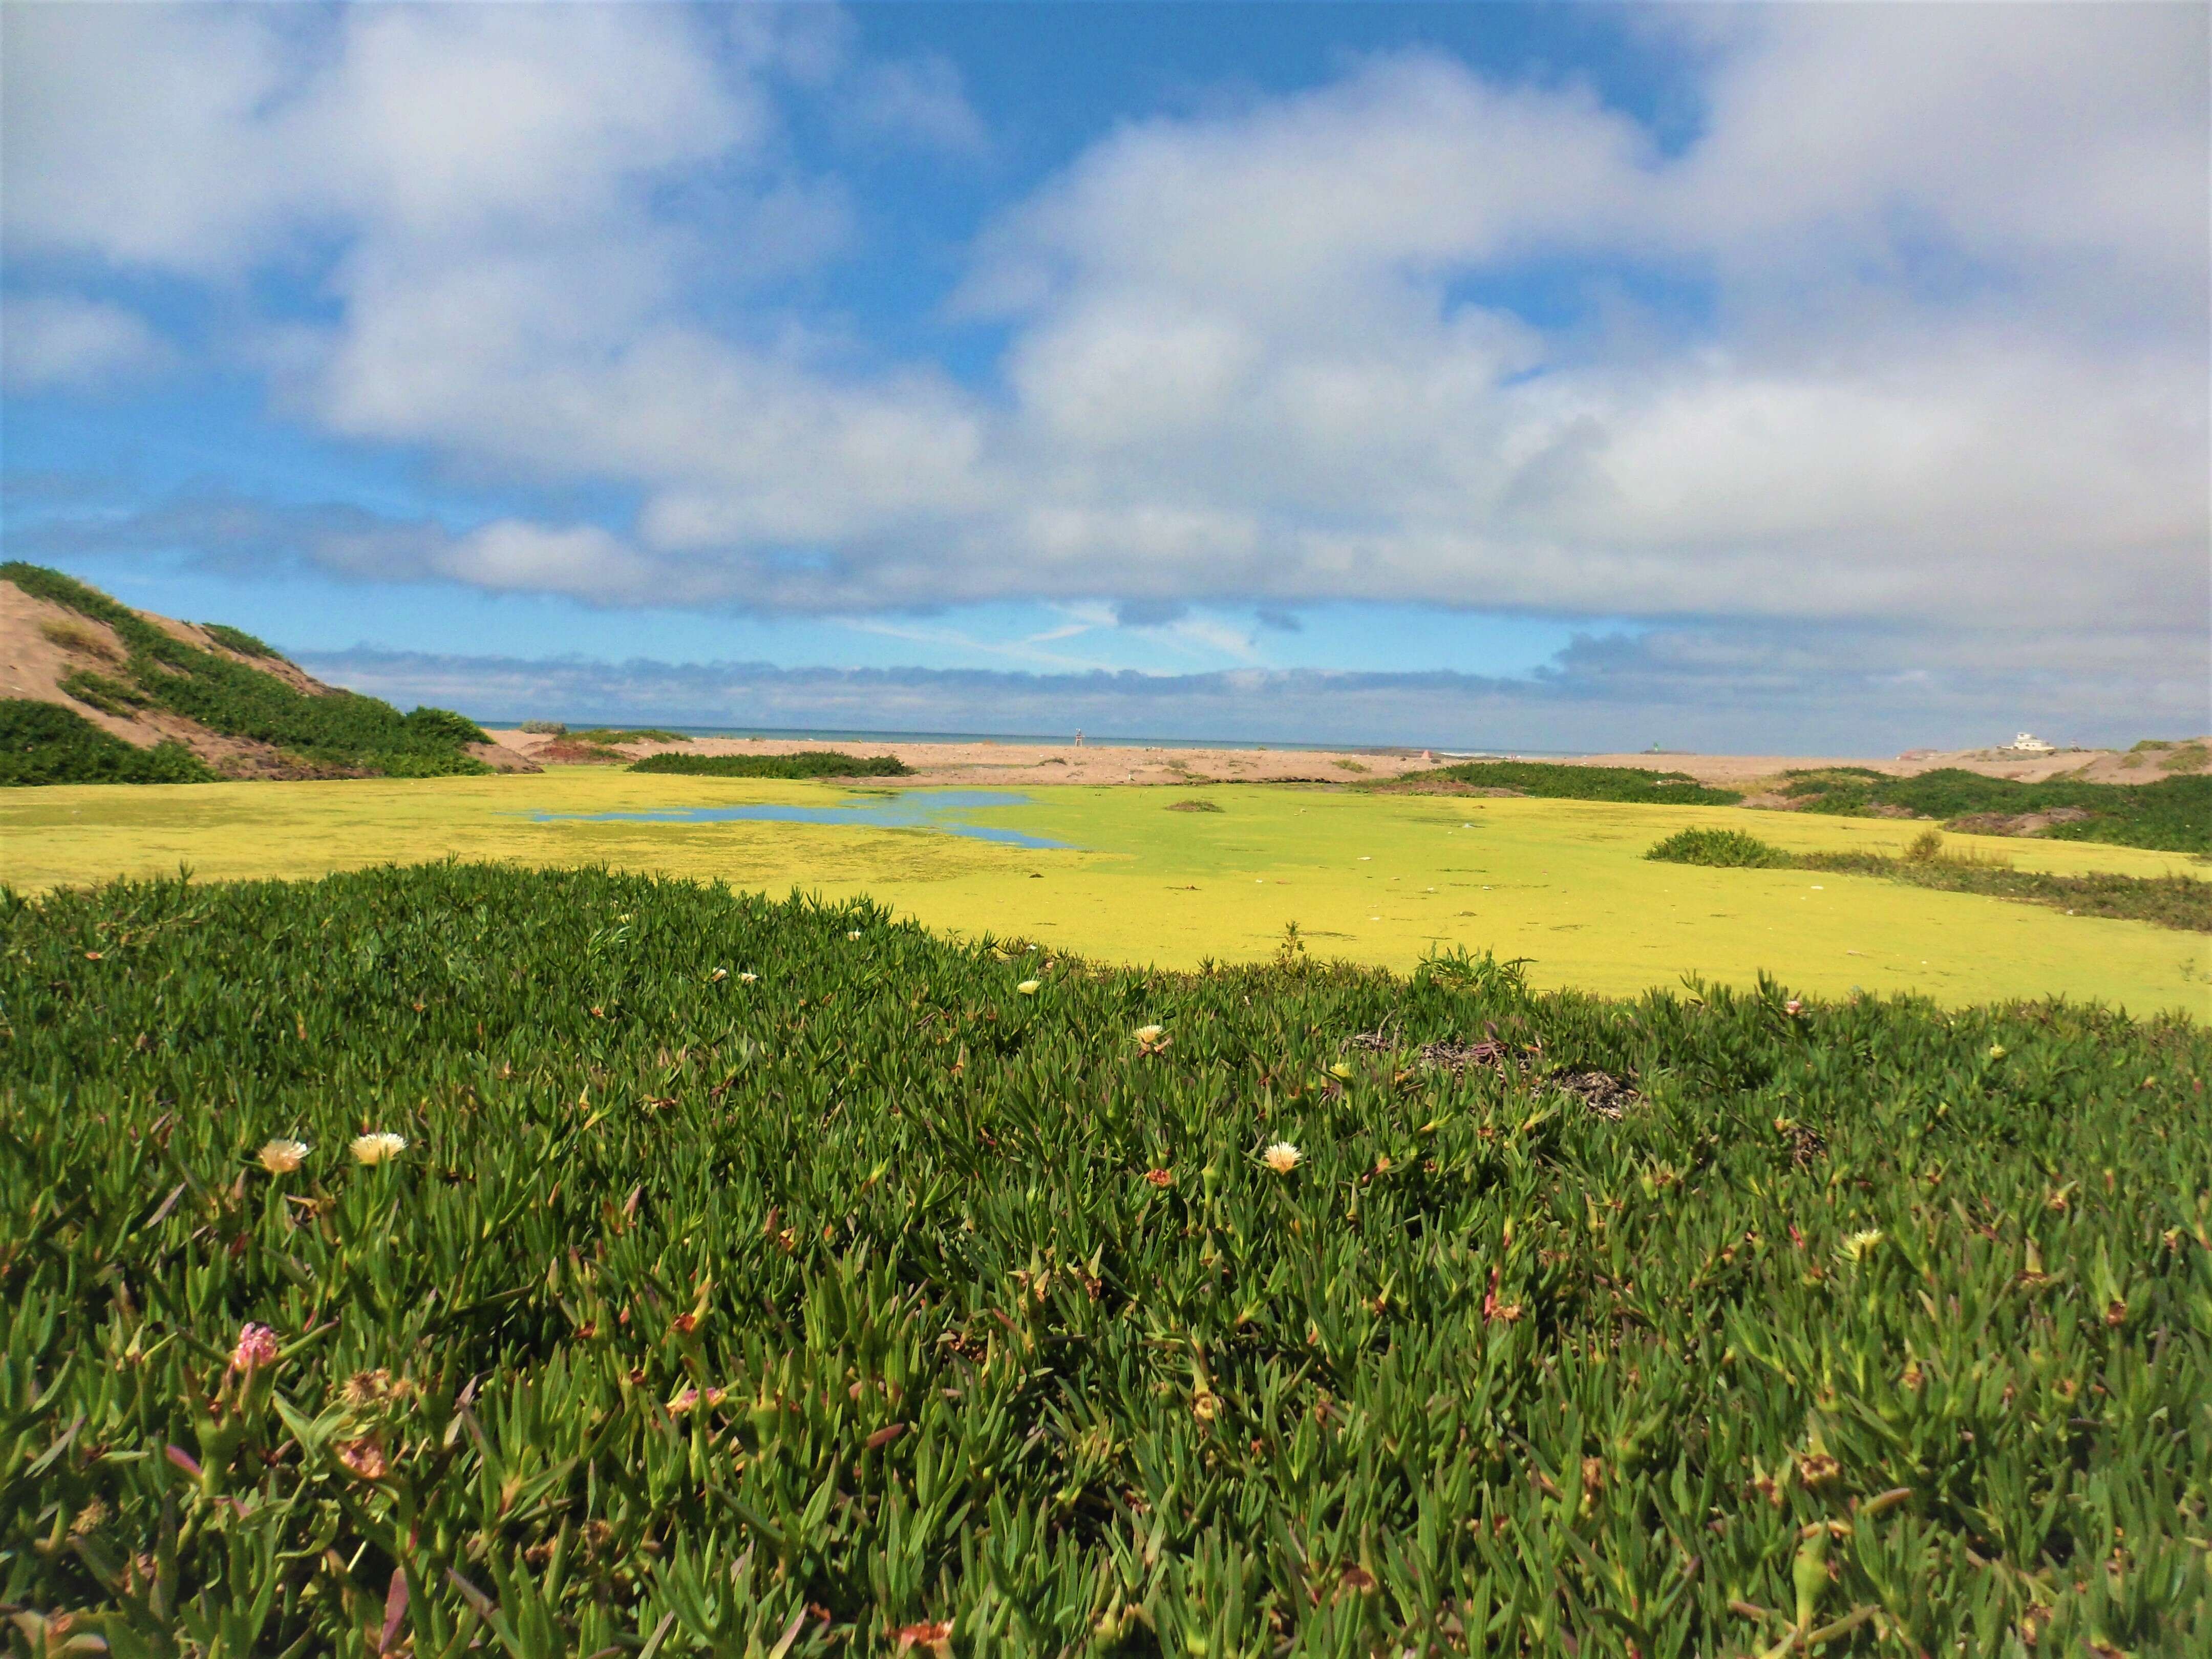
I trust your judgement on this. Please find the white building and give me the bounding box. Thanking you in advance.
[2002,732,2055,754]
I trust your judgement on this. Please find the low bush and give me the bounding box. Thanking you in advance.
[519,719,569,735]
[1646,826,2211,931]
[200,622,281,659]
[1781,765,2209,853]
[631,749,912,779]
[0,698,215,784]
[1,862,2204,1651]
[1392,759,1742,804]
[1645,826,1792,867]
[570,727,690,745]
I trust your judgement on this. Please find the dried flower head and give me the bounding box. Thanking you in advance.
[351,1132,408,1166]
[1262,1141,1302,1175]
[230,1322,280,1373]
[336,1438,390,1481]
[341,1369,393,1409]
[892,1621,954,1659]
[257,1138,309,1175]
[1143,1168,1175,1189]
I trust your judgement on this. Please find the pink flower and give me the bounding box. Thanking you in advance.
[1783,999,1803,1017]
[230,1322,280,1372]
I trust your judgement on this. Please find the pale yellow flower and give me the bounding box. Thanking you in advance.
[847,929,863,941]
[351,1132,408,1166]
[1988,1044,2007,1060]
[258,1138,309,1175]
[739,971,759,983]
[1016,980,1041,995]
[1328,1062,1354,1081]
[1134,1024,1164,1047]
[1838,1228,1885,1264]
[1262,1141,1302,1175]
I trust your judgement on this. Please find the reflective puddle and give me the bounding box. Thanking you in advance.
[531,789,1070,849]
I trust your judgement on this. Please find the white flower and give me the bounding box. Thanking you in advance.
[1134,1024,1165,1048]
[351,1132,407,1166]
[1016,980,1040,995]
[258,1138,309,1175]
[738,971,759,983]
[847,929,863,941]
[1262,1141,1302,1174]
[709,968,728,983]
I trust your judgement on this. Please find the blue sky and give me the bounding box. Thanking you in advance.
[4,3,2205,748]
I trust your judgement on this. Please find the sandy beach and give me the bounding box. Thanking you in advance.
[485,729,2197,790]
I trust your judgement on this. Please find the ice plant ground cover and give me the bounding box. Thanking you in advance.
[3,865,2208,1653]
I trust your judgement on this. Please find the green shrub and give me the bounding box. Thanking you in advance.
[1645,827,1792,867]
[401,705,492,747]
[0,698,215,784]
[1,561,488,779]
[0,862,2204,1651]
[1394,759,1742,804]
[201,622,281,659]
[571,727,689,745]
[630,749,912,779]
[1902,827,1947,864]
[1781,765,2209,853]
[1647,825,2207,929]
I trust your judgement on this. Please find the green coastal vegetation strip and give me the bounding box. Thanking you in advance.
[572,728,692,746]
[197,622,281,660]
[4,861,2205,1652]
[1648,827,2212,932]
[1387,759,1745,805]
[2,561,491,782]
[1778,767,2211,854]
[0,700,217,786]
[630,749,913,779]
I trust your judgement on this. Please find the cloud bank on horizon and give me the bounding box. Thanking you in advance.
[3,2,2204,749]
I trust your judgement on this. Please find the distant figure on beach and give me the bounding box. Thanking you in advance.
[1074,729,1084,748]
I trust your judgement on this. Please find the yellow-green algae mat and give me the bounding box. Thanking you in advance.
[6,769,2204,1012]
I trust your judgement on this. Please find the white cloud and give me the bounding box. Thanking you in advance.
[848,54,989,154]
[1,296,171,392]
[2,0,2203,708]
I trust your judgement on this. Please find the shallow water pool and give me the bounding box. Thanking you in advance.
[530,789,1071,849]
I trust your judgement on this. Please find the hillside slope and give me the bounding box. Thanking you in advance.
[0,563,536,784]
